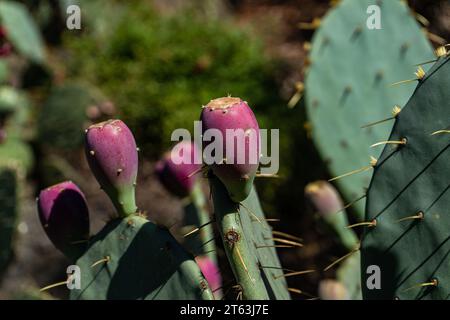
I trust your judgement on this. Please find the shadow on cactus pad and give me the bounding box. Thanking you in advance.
[71,215,214,300]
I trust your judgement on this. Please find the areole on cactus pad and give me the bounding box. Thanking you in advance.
[39,118,215,300]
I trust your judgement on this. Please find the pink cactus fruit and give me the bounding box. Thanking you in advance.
[85,119,138,217]
[37,181,90,259]
[200,97,260,202]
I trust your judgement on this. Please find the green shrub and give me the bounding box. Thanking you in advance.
[66,1,281,158]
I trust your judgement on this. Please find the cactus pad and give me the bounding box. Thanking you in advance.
[70,214,214,300]
[305,0,434,220]
[210,175,290,300]
[361,55,450,299]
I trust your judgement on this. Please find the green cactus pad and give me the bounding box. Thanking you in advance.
[210,175,290,300]
[0,166,18,276]
[305,0,434,220]
[240,184,290,300]
[70,214,214,300]
[361,55,450,299]
[182,182,217,264]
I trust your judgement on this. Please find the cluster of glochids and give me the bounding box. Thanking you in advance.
[36,97,314,300]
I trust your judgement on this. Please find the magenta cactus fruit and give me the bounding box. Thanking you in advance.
[195,256,222,298]
[318,280,349,300]
[85,119,138,216]
[200,97,260,202]
[37,181,90,259]
[304,181,343,217]
[155,141,201,198]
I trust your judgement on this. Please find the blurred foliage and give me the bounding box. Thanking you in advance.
[37,84,90,150]
[65,0,282,159]
[0,0,45,63]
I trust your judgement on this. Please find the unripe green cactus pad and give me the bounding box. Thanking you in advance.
[305,0,434,220]
[361,55,450,299]
[70,214,214,300]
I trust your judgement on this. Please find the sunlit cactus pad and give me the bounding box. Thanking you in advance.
[305,0,434,219]
[361,55,450,299]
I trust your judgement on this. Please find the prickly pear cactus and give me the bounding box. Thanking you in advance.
[201,96,289,299]
[210,175,290,300]
[361,55,450,299]
[39,119,214,300]
[305,0,435,220]
[0,165,18,276]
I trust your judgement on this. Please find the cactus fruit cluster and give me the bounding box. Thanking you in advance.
[38,95,292,300]
[361,54,450,300]
[2,0,446,302]
[39,120,214,300]
[305,0,435,221]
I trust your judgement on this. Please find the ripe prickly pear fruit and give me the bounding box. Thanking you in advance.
[200,97,260,202]
[155,141,201,198]
[85,119,138,217]
[37,181,89,259]
[195,256,222,299]
[319,280,349,300]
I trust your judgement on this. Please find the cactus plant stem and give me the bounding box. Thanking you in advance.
[210,175,269,300]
